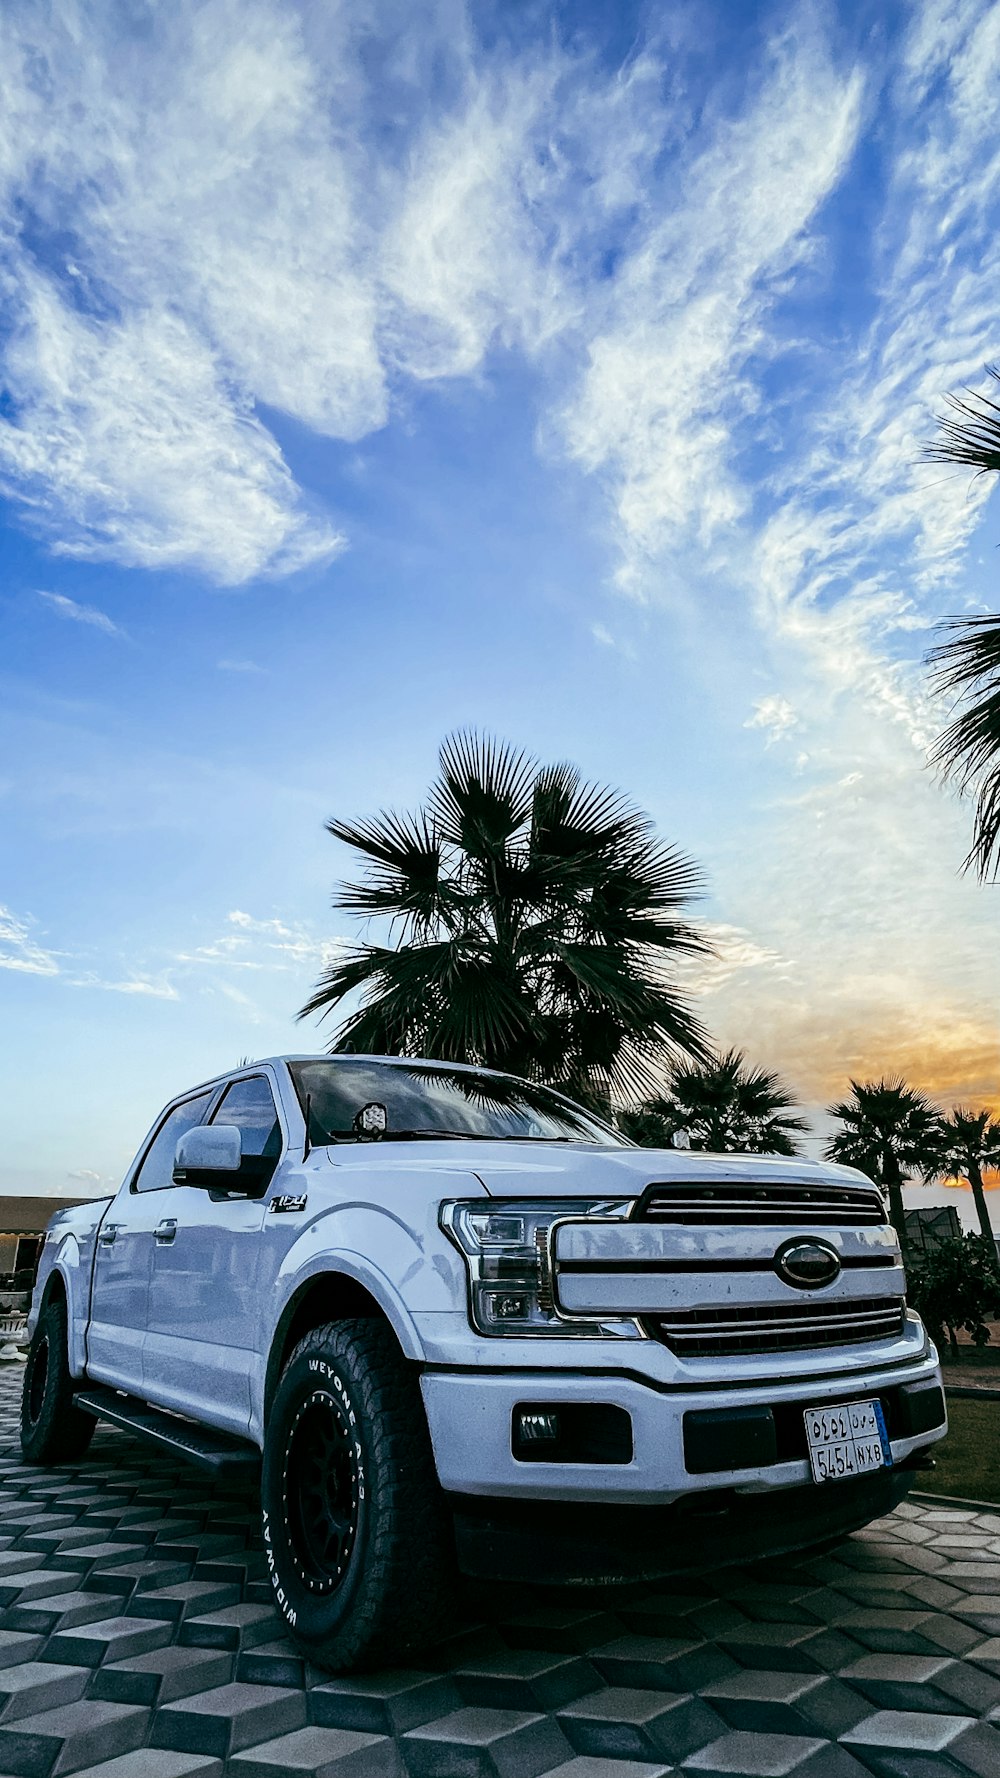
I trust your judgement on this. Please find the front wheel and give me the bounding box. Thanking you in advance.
[260,1319,454,1671]
[21,1295,96,1464]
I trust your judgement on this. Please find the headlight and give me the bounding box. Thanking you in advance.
[441,1199,639,1337]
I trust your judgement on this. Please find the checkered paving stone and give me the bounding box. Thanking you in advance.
[1,1368,999,1778]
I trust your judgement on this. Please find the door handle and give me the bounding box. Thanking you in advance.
[98,1224,120,1246]
[155,1219,177,1245]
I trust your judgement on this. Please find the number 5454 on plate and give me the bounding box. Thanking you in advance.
[804,1398,891,1484]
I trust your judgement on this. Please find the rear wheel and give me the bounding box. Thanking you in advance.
[260,1319,454,1671]
[20,1295,96,1464]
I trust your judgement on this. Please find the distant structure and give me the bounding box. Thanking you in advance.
[904,1204,961,1252]
[0,1198,90,1354]
[0,1197,88,1288]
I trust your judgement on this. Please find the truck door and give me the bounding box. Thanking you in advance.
[87,1090,214,1393]
[141,1072,280,1435]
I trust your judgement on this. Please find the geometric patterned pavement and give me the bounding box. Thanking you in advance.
[1,1366,1000,1778]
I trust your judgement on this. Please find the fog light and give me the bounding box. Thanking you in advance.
[517,1409,560,1442]
[485,1292,530,1322]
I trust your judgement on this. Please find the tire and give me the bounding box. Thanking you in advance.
[261,1319,454,1671]
[20,1294,96,1465]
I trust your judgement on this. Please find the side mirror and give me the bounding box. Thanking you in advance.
[173,1124,242,1187]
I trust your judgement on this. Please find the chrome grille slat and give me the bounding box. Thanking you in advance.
[639,1182,885,1227]
[650,1294,905,1357]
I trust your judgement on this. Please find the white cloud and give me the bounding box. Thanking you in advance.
[66,971,180,1000]
[559,27,864,592]
[0,277,343,583]
[181,909,347,974]
[217,659,265,674]
[37,590,125,637]
[0,3,584,584]
[745,695,798,746]
[0,904,59,976]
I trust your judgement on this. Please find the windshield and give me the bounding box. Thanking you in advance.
[288,1058,627,1146]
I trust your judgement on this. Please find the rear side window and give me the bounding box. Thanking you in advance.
[212,1076,282,1159]
[133,1092,214,1193]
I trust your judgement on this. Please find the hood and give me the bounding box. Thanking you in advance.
[466,1143,871,1199]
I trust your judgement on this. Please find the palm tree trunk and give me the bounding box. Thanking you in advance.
[968,1160,995,1244]
[884,1153,907,1248]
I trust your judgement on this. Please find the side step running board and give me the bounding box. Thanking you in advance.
[75,1388,260,1476]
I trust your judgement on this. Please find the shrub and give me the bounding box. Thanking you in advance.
[905,1233,1000,1359]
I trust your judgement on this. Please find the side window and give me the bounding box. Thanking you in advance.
[211,1076,282,1159]
[133,1092,214,1193]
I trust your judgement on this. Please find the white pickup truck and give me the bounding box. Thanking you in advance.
[23,1053,946,1671]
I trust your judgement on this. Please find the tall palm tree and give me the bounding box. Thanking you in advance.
[928,1108,1000,1244]
[826,1078,943,1244]
[924,370,1000,878]
[621,1049,807,1155]
[299,732,712,1105]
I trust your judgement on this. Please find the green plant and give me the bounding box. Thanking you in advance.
[825,1077,943,1245]
[905,1233,1000,1360]
[300,732,712,1105]
[621,1049,806,1154]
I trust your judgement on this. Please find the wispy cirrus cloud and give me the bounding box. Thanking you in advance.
[0,904,59,976]
[37,590,125,637]
[181,909,347,975]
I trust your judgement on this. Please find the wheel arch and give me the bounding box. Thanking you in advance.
[263,1267,422,1427]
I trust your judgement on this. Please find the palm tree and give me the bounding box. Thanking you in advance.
[924,370,1000,877]
[621,1049,807,1155]
[825,1078,943,1243]
[299,732,712,1105]
[928,1108,1000,1244]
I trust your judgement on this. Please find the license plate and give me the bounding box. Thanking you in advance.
[804,1398,891,1484]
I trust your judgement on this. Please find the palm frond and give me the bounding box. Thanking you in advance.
[927,615,1000,877]
[430,731,537,856]
[924,370,1000,474]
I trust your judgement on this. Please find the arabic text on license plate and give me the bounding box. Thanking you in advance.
[804,1398,891,1484]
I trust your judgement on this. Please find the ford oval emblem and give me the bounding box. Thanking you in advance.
[774,1238,841,1290]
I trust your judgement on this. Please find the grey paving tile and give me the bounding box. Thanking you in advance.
[177,1604,276,1652]
[45,1616,174,1668]
[592,1633,737,1692]
[0,1590,121,1636]
[0,1697,149,1777]
[90,1647,234,1708]
[538,1762,671,1778]
[54,1757,222,1778]
[700,1669,868,1737]
[150,1680,306,1758]
[0,1570,81,1607]
[125,1584,240,1626]
[0,1661,89,1724]
[402,1707,570,1778]
[308,1670,463,1735]
[680,1729,864,1775]
[0,1638,41,1673]
[234,1636,306,1689]
[228,1724,403,1776]
[449,1649,599,1711]
[556,1686,724,1763]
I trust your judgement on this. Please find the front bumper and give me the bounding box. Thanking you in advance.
[420,1346,946,1505]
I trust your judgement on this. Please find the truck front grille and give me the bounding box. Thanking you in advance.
[648,1295,906,1357]
[638,1182,885,1226]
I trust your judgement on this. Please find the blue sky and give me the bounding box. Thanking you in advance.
[3,0,1000,1198]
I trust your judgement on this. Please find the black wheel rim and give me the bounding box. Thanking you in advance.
[282,1388,361,1595]
[26,1334,48,1426]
